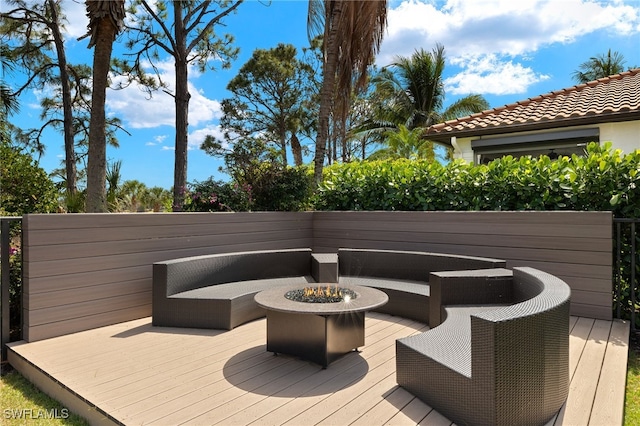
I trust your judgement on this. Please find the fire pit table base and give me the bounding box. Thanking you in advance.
[266,310,365,368]
[255,284,388,368]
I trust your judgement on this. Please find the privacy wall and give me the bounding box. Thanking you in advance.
[313,211,612,320]
[22,211,611,341]
[22,212,314,341]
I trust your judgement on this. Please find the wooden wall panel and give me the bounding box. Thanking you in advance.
[313,211,613,320]
[22,212,314,341]
[21,210,613,342]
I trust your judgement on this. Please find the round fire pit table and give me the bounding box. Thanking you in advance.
[254,284,388,368]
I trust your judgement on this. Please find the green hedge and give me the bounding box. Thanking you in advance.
[316,142,640,217]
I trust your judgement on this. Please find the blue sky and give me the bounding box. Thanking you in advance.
[7,0,640,190]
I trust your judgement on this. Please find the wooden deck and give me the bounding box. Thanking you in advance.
[7,313,629,426]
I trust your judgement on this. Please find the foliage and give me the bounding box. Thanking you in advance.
[367,125,434,161]
[0,143,58,215]
[626,338,640,425]
[119,0,243,210]
[0,370,89,425]
[200,137,313,212]
[249,164,313,211]
[307,0,389,185]
[362,45,488,160]
[316,142,640,216]
[183,164,312,213]
[183,178,251,213]
[2,0,80,195]
[573,49,628,83]
[7,245,21,341]
[217,43,316,166]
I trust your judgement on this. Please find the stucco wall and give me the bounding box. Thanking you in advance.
[599,120,640,153]
[452,121,640,163]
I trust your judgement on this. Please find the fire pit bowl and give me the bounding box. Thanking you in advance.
[284,285,358,303]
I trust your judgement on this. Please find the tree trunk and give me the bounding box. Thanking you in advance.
[86,16,116,213]
[313,2,342,185]
[48,0,77,198]
[279,126,288,166]
[172,2,190,212]
[290,133,303,166]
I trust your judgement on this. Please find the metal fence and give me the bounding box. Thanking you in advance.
[1,216,22,364]
[613,217,639,332]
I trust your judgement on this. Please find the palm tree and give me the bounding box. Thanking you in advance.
[372,45,489,131]
[367,125,434,161]
[85,0,125,212]
[572,49,627,83]
[361,45,487,159]
[308,0,388,185]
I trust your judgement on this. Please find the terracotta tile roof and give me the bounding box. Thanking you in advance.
[426,68,640,143]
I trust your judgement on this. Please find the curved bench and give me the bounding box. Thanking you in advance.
[396,267,571,426]
[152,248,315,330]
[337,248,506,322]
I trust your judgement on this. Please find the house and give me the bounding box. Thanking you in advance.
[425,68,640,164]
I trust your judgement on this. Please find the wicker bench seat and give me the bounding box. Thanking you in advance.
[152,248,314,330]
[337,248,506,322]
[396,267,571,426]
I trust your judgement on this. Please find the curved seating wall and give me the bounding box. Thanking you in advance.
[338,248,506,322]
[152,248,313,330]
[396,267,571,426]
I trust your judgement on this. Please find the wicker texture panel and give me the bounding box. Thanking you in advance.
[152,249,313,330]
[338,248,506,281]
[396,267,570,426]
[338,249,506,323]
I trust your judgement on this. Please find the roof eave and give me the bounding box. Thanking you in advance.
[425,110,640,143]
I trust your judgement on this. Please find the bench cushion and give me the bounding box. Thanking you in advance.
[153,248,314,330]
[339,276,429,296]
[398,305,507,377]
[172,276,314,299]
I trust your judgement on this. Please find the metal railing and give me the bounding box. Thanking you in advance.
[1,216,22,364]
[614,217,639,332]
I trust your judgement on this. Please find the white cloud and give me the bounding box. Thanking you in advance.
[189,124,226,150]
[61,0,89,40]
[145,135,168,147]
[379,0,640,95]
[106,59,223,129]
[445,55,550,95]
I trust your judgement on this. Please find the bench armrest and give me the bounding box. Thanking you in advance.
[429,268,513,327]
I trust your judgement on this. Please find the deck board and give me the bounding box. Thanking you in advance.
[588,319,630,426]
[7,314,628,426]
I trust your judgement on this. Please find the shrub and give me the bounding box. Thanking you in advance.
[0,143,58,215]
[316,142,640,217]
[184,164,313,212]
[183,178,251,212]
[249,164,313,211]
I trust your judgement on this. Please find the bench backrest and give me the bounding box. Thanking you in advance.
[338,248,505,282]
[155,248,312,296]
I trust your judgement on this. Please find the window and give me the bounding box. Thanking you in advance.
[471,128,599,164]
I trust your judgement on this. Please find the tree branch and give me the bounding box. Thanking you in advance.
[186,0,243,53]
